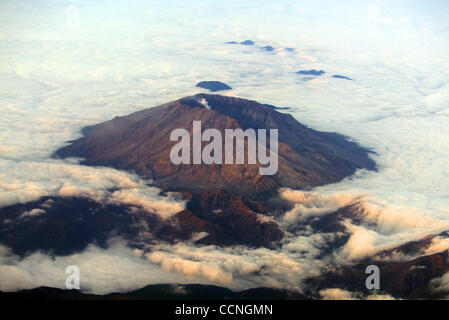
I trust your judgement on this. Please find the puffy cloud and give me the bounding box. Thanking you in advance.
[431,272,449,296]
[423,237,449,256]
[335,201,449,263]
[142,241,324,292]
[280,189,359,225]
[337,221,380,261]
[0,159,186,219]
[198,98,211,110]
[333,204,449,264]
[280,188,449,264]
[357,202,447,235]
[255,213,278,224]
[146,252,233,285]
[107,189,184,220]
[0,235,328,294]
[365,294,396,300]
[319,288,357,300]
[0,0,449,296]
[18,208,46,219]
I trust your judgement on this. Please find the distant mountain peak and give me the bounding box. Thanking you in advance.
[261,45,274,52]
[332,74,353,80]
[297,69,325,76]
[195,81,232,92]
[240,40,254,45]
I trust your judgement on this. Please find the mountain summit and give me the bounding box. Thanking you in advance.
[55,94,375,197]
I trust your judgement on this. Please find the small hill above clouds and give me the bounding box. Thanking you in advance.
[226,40,255,45]
[240,40,254,45]
[261,45,274,52]
[332,74,352,80]
[195,81,232,92]
[54,94,375,198]
[297,69,325,76]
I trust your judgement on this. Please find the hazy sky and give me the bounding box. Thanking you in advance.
[1,0,449,295]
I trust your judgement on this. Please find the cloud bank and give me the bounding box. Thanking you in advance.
[0,0,449,296]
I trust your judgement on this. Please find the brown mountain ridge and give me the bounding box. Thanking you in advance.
[54,94,375,198]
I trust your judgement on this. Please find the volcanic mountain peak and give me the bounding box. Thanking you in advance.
[55,94,375,197]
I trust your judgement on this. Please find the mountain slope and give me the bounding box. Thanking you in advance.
[54,94,375,197]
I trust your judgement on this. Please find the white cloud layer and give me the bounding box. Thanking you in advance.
[0,0,449,296]
[0,236,327,294]
[319,288,396,300]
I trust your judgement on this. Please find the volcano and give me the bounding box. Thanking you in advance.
[5,94,446,300]
[54,94,375,198]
